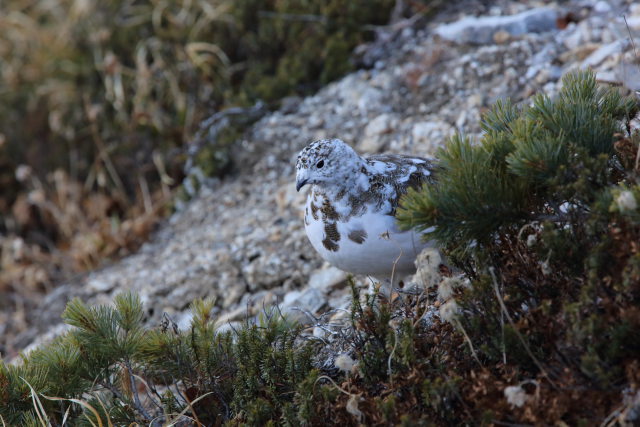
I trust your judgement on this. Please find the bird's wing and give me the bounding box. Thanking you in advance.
[367,154,437,191]
[361,154,437,215]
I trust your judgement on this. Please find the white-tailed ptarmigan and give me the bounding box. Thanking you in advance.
[295,138,437,288]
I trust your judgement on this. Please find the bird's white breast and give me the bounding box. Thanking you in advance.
[304,193,433,279]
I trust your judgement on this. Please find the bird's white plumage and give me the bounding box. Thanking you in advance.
[295,139,437,284]
[305,207,431,276]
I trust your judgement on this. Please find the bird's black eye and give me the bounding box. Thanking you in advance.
[316,160,325,169]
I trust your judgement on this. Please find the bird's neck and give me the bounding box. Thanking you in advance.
[315,157,371,202]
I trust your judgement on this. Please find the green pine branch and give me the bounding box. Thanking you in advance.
[397,69,639,251]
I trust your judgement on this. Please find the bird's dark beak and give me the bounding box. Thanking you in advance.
[296,178,309,192]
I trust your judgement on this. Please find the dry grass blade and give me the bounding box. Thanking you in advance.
[623,16,638,64]
[387,327,398,383]
[93,392,115,427]
[20,376,50,427]
[314,375,353,396]
[623,15,640,171]
[600,404,624,427]
[163,414,200,427]
[42,395,105,427]
[452,318,481,365]
[61,405,71,426]
[168,391,216,427]
[489,268,556,387]
[186,42,231,68]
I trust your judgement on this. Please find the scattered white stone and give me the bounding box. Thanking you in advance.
[327,291,352,310]
[358,113,398,152]
[595,70,618,84]
[582,39,628,68]
[420,304,439,327]
[357,87,385,115]
[593,1,611,13]
[214,306,248,329]
[282,289,302,306]
[627,18,640,29]
[281,288,326,322]
[174,311,193,331]
[307,114,324,129]
[618,61,640,92]
[456,110,468,129]
[411,121,453,151]
[312,326,327,339]
[216,321,242,335]
[86,278,115,293]
[434,7,558,45]
[308,266,347,291]
[20,323,72,357]
[561,22,587,50]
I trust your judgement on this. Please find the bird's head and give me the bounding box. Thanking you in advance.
[295,139,363,192]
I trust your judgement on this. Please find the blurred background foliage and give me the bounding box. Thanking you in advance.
[0,0,404,289]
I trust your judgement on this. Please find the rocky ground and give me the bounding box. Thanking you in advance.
[6,0,640,358]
